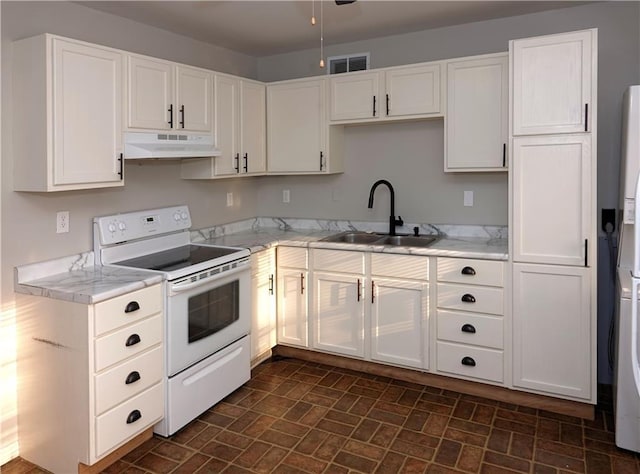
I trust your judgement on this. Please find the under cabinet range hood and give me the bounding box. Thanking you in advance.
[123,132,220,159]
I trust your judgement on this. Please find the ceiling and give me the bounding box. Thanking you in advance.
[78,1,589,57]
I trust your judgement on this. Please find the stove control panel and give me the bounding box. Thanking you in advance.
[94,205,192,245]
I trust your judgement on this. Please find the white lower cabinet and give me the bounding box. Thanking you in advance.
[276,247,309,348]
[512,263,592,400]
[370,254,429,369]
[16,285,164,473]
[251,249,277,364]
[435,257,506,385]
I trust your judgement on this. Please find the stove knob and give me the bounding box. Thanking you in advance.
[108,223,116,233]
[181,212,188,220]
[174,212,181,221]
[118,222,127,231]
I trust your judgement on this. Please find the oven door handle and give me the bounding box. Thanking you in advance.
[169,264,248,295]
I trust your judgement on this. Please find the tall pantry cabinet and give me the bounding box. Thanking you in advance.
[509,29,597,402]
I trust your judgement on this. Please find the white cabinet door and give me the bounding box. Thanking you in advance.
[512,263,592,400]
[241,80,266,174]
[370,277,427,369]
[313,272,365,358]
[277,268,308,348]
[267,78,326,173]
[445,54,508,171]
[175,65,212,132]
[330,71,380,121]
[512,135,592,266]
[128,55,173,131]
[512,29,595,135]
[386,64,440,117]
[251,249,276,361]
[214,74,241,176]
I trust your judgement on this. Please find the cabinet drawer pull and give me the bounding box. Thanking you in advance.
[386,94,390,115]
[461,294,476,303]
[357,278,361,302]
[118,153,124,180]
[125,334,141,347]
[584,103,589,132]
[320,151,324,171]
[502,143,506,167]
[461,324,476,334]
[243,153,248,173]
[179,105,185,128]
[461,266,476,276]
[126,409,142,424]
[234,153,240,173]
[461,356,476,367]
[371,280,375,304]
[124,301,140,313]
[168,104,174,128]
[125,371,141,385]
[269,274,274,295]
[373,96,377,117]
[300,273,305,294]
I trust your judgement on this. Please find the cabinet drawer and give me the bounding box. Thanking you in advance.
[436,341,503,383]
[437,283,503,315]
[94,345,163,415]
[95,382,163,458]
[313,249,364,274]
[95,315,162,372]
[437,310,503,349]
[94,285,162,336]
[371,254,429,280]
[278,247,308,269]
[437,258,504,287]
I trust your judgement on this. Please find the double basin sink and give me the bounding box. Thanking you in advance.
[321,231,439,248]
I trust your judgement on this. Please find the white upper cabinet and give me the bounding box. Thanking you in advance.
[329,63,442,123]
[267,77,343,174]
[128,55,212,133]
[445,54,508,172]
[181,75,266,179]
[511,29,595,135]
[13,34,124,191]
[512,135,592,266]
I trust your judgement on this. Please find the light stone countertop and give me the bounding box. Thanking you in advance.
[15,219,508,303]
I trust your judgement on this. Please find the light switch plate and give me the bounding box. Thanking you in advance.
[464,191,474,207]
[226,192,233,207]
[283,189,290,203]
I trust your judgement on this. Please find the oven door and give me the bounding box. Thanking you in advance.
[166,263,250,376]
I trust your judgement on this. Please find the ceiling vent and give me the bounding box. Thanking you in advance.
[327,53,370,75]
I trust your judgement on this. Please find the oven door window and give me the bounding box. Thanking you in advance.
[188,280,239,343]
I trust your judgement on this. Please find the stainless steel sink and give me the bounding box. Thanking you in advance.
[321,232,383,244]
[322,232,439,248]
[376,235,439,247]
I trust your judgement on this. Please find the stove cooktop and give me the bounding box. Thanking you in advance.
[114,244,241,273]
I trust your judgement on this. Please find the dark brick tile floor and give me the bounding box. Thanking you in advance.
[3,357,640,473]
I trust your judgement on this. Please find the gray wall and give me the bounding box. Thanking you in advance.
[257,2,640,229]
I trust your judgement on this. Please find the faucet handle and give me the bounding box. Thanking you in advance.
[396,216,404,226]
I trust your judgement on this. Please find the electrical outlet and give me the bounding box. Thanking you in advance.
[282,189,290,203]
[226,192,233,207]
[56,211,69,233]
[602,208,616,232]
[464,191,474,207]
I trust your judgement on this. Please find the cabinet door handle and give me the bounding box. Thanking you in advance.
[179,105,185,128]
[461,356,476,367]
[584,238,588,267]
[234,153,240,173]
[357,279,361,302]
[126,409,142,424]
[502,143,506,167]
[461,294,476,303]
[371,281,375,303]
[124,301,140,313]
[373,96,377,117]
[320,151,324,171]
[584,104,589,132]
[461,324,476,334]
[243,153,248,173]
[269,274,274,295]
[118,153,124,180]
[300,273,305,294]
[125,333,141,347]
[386,94,390,116]
[168,104,174,128]
[125,371,141,385]
[461,266,476,276]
